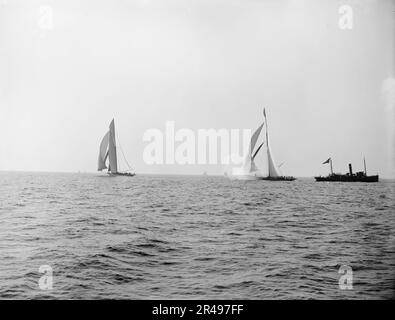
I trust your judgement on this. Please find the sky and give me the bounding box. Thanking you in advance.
[0,0,394,177]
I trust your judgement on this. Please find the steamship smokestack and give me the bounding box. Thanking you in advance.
[348,163,353,176]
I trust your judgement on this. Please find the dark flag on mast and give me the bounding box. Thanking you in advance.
[323,158,331,164]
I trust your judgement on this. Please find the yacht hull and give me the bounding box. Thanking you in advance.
[231,174,295,181]
[231,175,266,181]
[260,176,296,181]
[108,172,136,177]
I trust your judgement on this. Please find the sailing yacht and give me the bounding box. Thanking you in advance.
[98,119,135,177]
[232,108,295,181]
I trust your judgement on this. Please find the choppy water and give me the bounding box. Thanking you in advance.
[0,172,394,299]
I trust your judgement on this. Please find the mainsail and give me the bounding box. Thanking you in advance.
[267,143,281,177]
[97,119,118,173]
[108,119,118,173]
[264,109,281,178]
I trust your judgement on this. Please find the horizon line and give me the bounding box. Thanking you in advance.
[0,169,393,180]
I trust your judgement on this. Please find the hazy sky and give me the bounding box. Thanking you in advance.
[0,0,394,177]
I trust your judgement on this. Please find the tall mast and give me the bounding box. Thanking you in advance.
[264,108,269,176]
[263,108,281,178]
[330,158,333,175]
[364,157,367,175]
[108,119,118,173]
[263,108,269,147]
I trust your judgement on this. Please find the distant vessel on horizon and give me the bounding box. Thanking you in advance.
[98,119,135,177]
[232,108,295,181]
[315,157,378,182]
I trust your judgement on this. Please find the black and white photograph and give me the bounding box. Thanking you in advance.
[0,0,394,307]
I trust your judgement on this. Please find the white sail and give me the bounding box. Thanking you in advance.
[242,123,264,173]
[264,109,281,178]
[267,143,280,177]
[250,123,264,155]
[108,119,118,173]
[97,131,109,171]
[231,108,292,180]
[251,142,264,172]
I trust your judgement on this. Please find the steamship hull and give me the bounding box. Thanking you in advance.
[316,161,379,183]
[314,174,379,182]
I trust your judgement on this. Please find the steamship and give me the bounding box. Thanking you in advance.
[314,158,379,183]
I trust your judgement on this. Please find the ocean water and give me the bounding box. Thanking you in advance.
[0,172,394,300]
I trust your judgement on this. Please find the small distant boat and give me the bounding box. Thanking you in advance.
[315,157,378,182]
[232,108,295,181]
[98,119,135,177]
